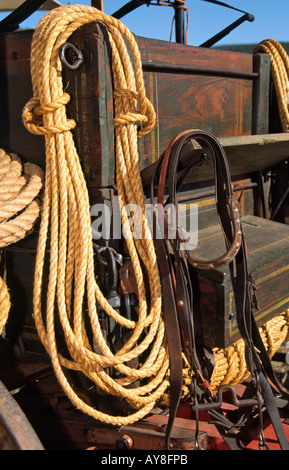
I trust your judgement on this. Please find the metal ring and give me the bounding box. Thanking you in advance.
[59,42,84,71]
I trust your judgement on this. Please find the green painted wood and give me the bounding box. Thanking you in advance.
[220,133,289,176]
[252,53,271,135]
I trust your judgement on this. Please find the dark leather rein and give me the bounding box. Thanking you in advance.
[149,129,289,450]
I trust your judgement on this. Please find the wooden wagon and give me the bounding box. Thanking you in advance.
[0,0,289,451]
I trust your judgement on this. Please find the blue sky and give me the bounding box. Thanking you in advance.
[1,1,289,47]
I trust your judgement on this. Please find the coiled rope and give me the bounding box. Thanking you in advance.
[0,149,43,335]
[210,309,289,391]
[157,310,289,406]
[23,4,168,426]
[255,39,289,132]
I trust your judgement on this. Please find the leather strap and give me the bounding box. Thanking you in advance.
[150,150,184,449]
[154,234,184,449]
[149,128,289,449]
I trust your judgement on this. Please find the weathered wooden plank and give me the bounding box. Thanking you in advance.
[137,35,258,170]
[0,30,45,168]
[176,177,256,231]
[220,133,289,174]
[62,28,270,185]
[142,133,289,190]
[0,28,278,190]
[192,215,289,348]
[136,36,254,73]
[252,53,271,135]
[140,73,254,170]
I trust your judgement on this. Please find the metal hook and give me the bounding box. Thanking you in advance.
[59,42,84,71]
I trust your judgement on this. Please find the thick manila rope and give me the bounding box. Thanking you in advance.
[210,309,289,391]
[22,4,169,426]
[0,149,43,335]
[158,309,289,406]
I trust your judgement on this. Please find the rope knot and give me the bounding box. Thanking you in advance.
[22,93,76,135]
[114,111,148,127]
[113,88,156,136]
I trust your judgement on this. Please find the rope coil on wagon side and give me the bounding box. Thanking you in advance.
[0,150,43,335]
[23,4,169,426]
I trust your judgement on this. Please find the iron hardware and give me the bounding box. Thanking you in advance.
[59,42,84,71]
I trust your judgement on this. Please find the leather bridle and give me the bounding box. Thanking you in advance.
[149,129,289,450]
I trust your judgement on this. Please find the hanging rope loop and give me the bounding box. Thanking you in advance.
[22,4,166,427]
[113,87,156,135]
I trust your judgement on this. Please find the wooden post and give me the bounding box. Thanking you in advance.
[91,0,103,10]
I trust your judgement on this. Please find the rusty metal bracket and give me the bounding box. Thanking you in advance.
[86,413,207,450]
[191,384,261,413]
